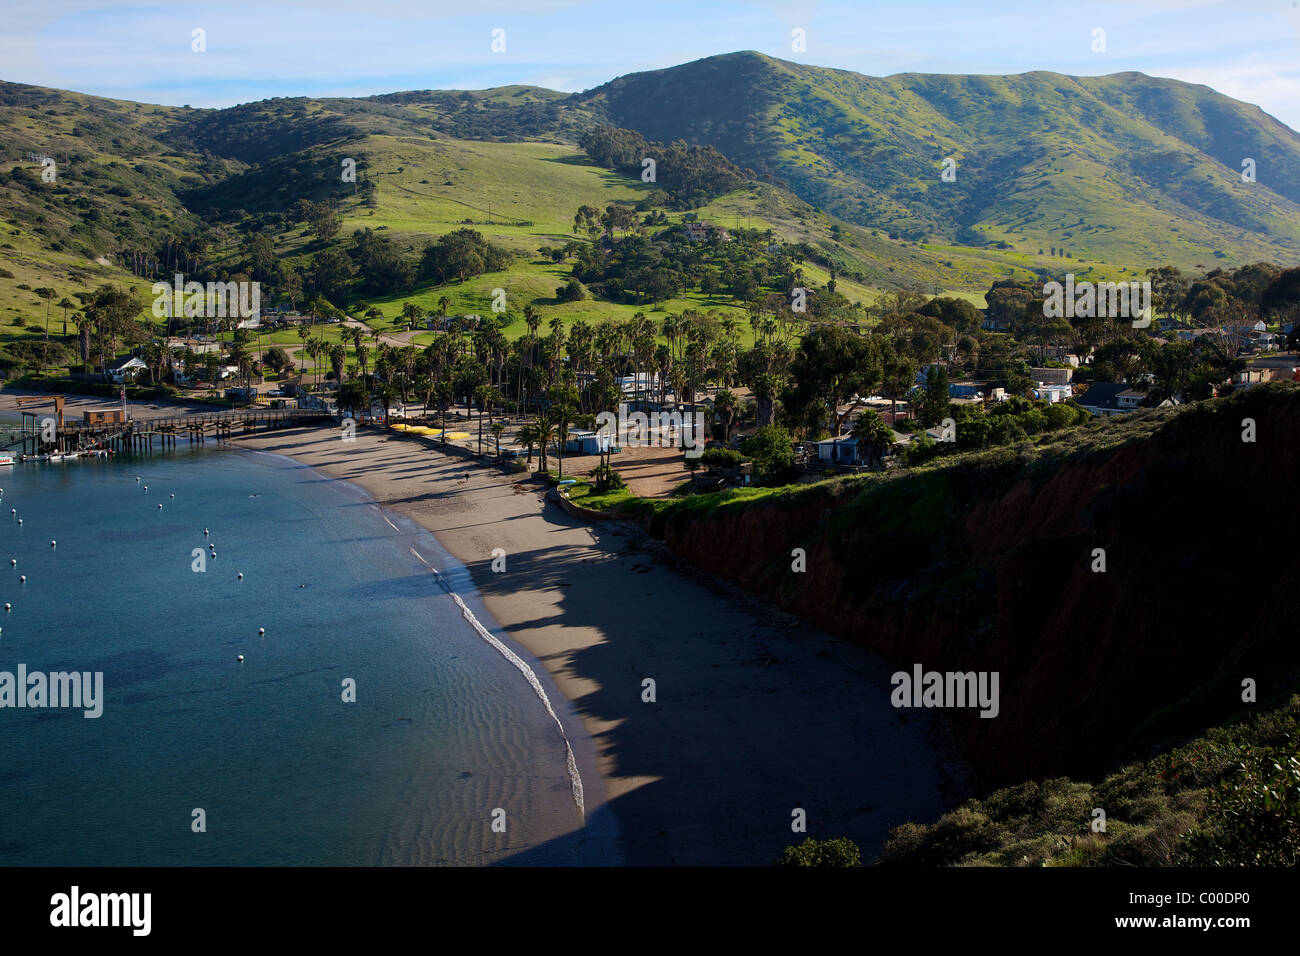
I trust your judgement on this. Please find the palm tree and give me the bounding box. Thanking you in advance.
[57,297,75,339]
[533,414,558,473]
[514,423,540,468]
[714,388,738,443]
[490,420,506,458]
[851,410,895,470]
[296,324,311,374]
[374,382,396,423]
[330,343,347,384]
[401,301,421,330]
[73,314,92,372]
[34,287,55,366]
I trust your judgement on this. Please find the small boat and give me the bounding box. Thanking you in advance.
[0,455,13,467]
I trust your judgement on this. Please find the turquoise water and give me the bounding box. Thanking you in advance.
[0,442,611,865]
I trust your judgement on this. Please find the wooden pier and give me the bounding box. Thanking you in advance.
[5,407,334,457]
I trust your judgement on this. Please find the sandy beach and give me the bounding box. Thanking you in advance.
[234,422,969,865]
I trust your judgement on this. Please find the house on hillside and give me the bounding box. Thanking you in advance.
[814,431,907,468]
[1032,384,1074,404]
[1030,367,1074,385]
[104,355,147,383]
[1078,382,1145,417]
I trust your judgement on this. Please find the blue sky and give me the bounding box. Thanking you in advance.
[5,0,1300,129]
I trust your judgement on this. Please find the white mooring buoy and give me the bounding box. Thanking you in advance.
[158,504,163,510]
[3,604,10,612]
[237,655,244,662]
[50,540,56,548]
[257,628,265,636]
[8,559,14,566]
[237,572,244,580]
[19,576,25,584]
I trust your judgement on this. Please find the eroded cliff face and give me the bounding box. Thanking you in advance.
[650,386,1300,784]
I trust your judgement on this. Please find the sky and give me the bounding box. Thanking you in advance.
[4,0,1300,129]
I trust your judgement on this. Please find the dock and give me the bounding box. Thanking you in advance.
[4,406,334,457]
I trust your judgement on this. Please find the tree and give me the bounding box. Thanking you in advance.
[740,424,795,485]
[490,420,506,457]
[533,414,558,473]
[514,422,540,468]
[57,297,75,339]
[329,343,347,383]
[304,200,341,242]
[918,364,950,427]
[34,287,56,366]
[785,325,876,435]
[556,277,587,302]
[851,410,895,469]
[714,388,739,443]
[879,350,919,425]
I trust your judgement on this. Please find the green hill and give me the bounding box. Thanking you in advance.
[4,52,1300,359]
[583,52,1300,268]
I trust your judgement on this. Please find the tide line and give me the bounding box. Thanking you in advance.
[409,546,585,821]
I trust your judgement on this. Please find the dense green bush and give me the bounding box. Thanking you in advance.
[777,837,862,867]
[1181,739,1300,866]
[740,425,795,485]
[699,447,744,469]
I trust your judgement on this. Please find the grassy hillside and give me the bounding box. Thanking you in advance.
[5,52,1300,367]
[585,52,1300,269]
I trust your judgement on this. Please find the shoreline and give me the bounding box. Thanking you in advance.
[233,423,970,865]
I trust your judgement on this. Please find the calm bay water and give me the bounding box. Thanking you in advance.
[0,441,610,865]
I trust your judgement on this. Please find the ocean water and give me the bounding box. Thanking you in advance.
[0,440,612,865]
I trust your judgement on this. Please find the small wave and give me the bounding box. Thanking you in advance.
[409,546,585,821]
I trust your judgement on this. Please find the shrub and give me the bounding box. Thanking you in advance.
[1044,403,1075,430]
[1017,408,1048,435]
[905,433,944,466]
[556,277,587,302]
[12,317,25,327]
[777,837,861,867]
[699,447,743,469]
[1180,740,1300,866]
[740,424,795,485]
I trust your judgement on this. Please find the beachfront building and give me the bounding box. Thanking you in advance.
[104,355,147,383]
